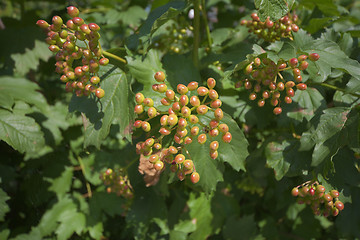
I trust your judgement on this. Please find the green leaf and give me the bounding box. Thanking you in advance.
[69,64,134,148]
[287,87,327,122]
[106,6,147,26]
[11,40,52,76]
[47,166,73,198]
[0,188,10,222]
[265,139,311,180]
[0,76,48,112]
[0,109,45,155]
[56,211,86,240]
[255,0,289,21]
[188,193,213,240]
[223,215,257,240]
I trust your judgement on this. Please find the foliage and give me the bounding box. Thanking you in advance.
[1,0,360,239]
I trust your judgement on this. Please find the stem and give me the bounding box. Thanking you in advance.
[103,50,127,64]
[78,156,92,198]
[200,0,212,48]
[311,82,360,98]
[193,0,200,68]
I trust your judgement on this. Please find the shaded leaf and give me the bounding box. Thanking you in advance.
[0,188,10,222]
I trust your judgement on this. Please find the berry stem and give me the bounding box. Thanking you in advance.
[200,0,213,49]
[311,82,360,98]
[77,156,93,198]
[193,0,200,68]
[102,50,127,64]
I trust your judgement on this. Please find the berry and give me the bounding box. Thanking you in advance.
[147,107,157,118]
[289,58,298,68]
[189,115,199,124]
[135,93,145,104]
[222,132,232,143]
[273,107,282,115]
[183,160,194,169]
[149,154,159,163]
[190,172,200,183]
[197,87,209,96]
[141,121,151,132]
[143,98,154,107]
[334,201,344,211]
[177,84,188,94]
[154,71,166,82]
[190,126,200,136]
[187,81,199,91]
[309,53,320,61]
[175,154,185,164]
[154,161,164,171]
[218,124,229,133]
[197,105,208,115]
[36,20,50,29]
[190,96,201,107]
[134,120,142,128]
[298,55,308,62]
[296,83,307,90]
[99,58,109,66]
[214,108,224,120]
[134,105,144,114]
[209,119,219,129]
[90,76,101,84]
[284,96,292,104]
[168,114,178,126]
[210,99,222,108]
[159,127,171,135]
[291,187,299,196]
[67,6,80,18]
[299,61,309,70]
[157,83,167,93]
[323,194,333,202]
[89,23,100,31]
[207,78,216,89]
[198,134,207,144]
[179,95,189,106]
[181,106,191,117]
[95,88,105,98]
[165,90,175,100]
[210,141,219,150]
[209,89,219,100]
[210,150,218,159]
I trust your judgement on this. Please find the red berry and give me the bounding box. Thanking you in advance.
[209,89,219,100]
[197,87,209,96]
[316,185,326,193]
[159,127,171,135]
[330,190,340,198]
[291,24,299,32]
[214,108,224,120]
[309,187,315,196]
[154,161,164,171]
[190,126,199,136]
[210,141,219,150]
[175,154,185,164]
[210,150,218,159]
[209,128,219,137]
[181,106,191,117]
[67,6,80,18]
[298,55,308,62]
[190,172,200,184]
[293,68,301,76]
[258,100,265,107]
[296,83,307,90]
[273,107,282,115]
[209,119,219,129]
[334,201,344,211]
[165,90,175,100]
[210,99,222,108]
[299,61,309,70]
[88,23,100,31]
[289,58,298,68]
[154,71,166,82]
[284,96,292,104]
[218,124,229,133]
[190,95,201,107]
[309,53,320,61]
[286,88,295,97]
[134,120,142,128]
[36,20,50,29]
[291,187,299,196]
[134,105,144,114]
[323,194,333,202]
[197,105,208,115]
[183,160,194,169]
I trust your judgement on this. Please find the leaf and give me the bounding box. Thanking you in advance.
[0,188,10,222]
[187,193,213,240]
[69,64,135,148]
[0,109,45,155]
[47,166,73,198]
[11,40,52,76]
[0,76,48,112]
[287,87,327,122]
[305,107,359,166]
[223,215,257,240]
[255,0,289,22]
[265,139,311,180]
[56,211,86,240]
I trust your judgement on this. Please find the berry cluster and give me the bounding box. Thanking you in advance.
[134,72,232,184]
[292,182,344,217]
[240,13,299,42]
[151,18,193,54]
[100,168,133,199]
[235,53,320,115]
[36,6,109,98]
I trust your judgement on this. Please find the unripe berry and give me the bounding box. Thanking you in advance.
[286,88,295,97]
[143,98,154,107]
[285,81,295,88]
[198,134,207,144]
[210,150,218,159]
[135,93,145,104]
[159,127,171,135]
[184,136,193,144]
[154,71,166,82]
[176,128,188,138]
[99,58,109,66]
[222,132,232,143]
[89,23,100,31]
[309,53,320,61]
[210,99,222,108]
[36,20,50,29]
[258,100,265,107]
[149,154,159,163]
[160,115,168,126]
[90,76,100,84]
[157,83,167,93]
[190,126,199,136]
[284,96,292,104]
[175,154,185,164]
[218,124,229,133]
[52,16,63,26]
[330,190,340,198]
[190,96,200,107]
[209,119,219,129]
[197,87,209,96]
[134,104,144,114]
[245,64,253,74]
[169,146,178,154]
[183,160,194,169]
[145,138,155,147]
[147,107,157,118]
[210,141,219,150]
[178,118,187,128]
[214,108,224,120]
[141,121,151,132]
[168,114,178,126]
[154,161,164,171]
[299,61,309,71]
[209,128,219,137]
[244,81,252,90]
[177,170,185,181]
[316,185,326,193]
[293,68,301,76]
[187,81,199,91]
[161,97,171,106]
[249,92,257,101]
[67,6,80,18]
[134,120,142,128]
[207,78,216,89]
[181,106,191,118]
[166,90,175,100]
[177,84,188,94]
[323,193,333,202]
[172,102,181,112]
[189,115,199,124]
[191,172,200,184]
[291,187,299,196]
[179,95,189,106]
[209,89,218,100]
[298,55,308,62]
[332,207,339,216]
[49,45,60,52]
[295,75,302,82]
[197,105,208,115]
